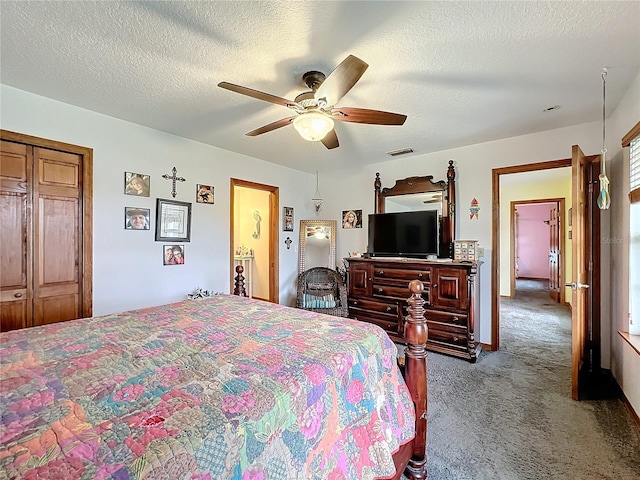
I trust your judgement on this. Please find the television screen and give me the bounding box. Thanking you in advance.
[367,210,439,258]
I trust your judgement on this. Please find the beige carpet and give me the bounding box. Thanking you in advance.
[401,278,640,479]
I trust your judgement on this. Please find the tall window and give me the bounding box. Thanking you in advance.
[625,123,640,334]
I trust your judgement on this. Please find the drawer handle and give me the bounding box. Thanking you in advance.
[432,283,438,288]
[452,337,459,343]
[377,288,384,294]
[418,272,423,277]
[14,293,23,298]
[352,300,358,305]
[386,306,392,312]
[452,316,459,323]
[378,270,385,276]
[368,277,372,281]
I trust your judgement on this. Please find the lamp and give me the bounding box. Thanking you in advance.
[311,171,323,214]
[293,111,334,142]
[597,68,611,210]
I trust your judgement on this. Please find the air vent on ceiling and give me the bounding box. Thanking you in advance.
[386,147,414,157]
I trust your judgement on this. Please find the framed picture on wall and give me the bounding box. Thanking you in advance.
[124,207,150,230]
[342,209,362,229]
[196,184,214,204]
[155,198,192,242]
[163,245,185,265]
[283,206,294,231]
[124,172,150,197]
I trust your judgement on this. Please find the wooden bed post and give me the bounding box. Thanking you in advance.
[233,265,247,297]
[404,279,428,479]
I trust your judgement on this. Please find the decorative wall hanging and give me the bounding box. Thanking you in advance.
[163,245,185,265]
[342,209,362,229]
[124,172,150,197]
[162,166,186,198]
[283,206,294,231]
[469,198,480,219]
[155,198,192,242]
[252,210,261,239]
[597,68,611,210]
[454,240,478,262]
[124,207,150,230]
[285,237,292,249]
[196,184,214,204]
[311,171,323,214]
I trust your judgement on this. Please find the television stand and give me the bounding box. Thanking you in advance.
[344,256,482,362]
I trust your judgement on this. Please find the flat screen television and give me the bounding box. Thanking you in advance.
[367,210,439,258]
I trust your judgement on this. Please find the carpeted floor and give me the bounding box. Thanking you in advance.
[402,278,640,479]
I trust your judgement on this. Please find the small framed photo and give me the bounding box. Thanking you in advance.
[163,245,185,265]
[196,184,214,204]
[155,198,192,242]
[124,172,150,197]
[283,206,294,231]
[342,209,362,229]
[124,207,150,230]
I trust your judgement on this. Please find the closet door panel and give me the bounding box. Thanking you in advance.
[33,147,82,327]
[0,140,32,331]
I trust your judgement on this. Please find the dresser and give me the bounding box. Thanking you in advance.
[345,257,481,362]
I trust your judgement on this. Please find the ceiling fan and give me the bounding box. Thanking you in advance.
[218,55,407,150]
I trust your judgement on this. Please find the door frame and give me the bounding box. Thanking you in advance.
[509,197,565,303]
[230,178,279,303]
[491,158,570,351]
[0,129,93,318]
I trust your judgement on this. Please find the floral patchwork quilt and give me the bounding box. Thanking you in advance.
[1,295,415,479]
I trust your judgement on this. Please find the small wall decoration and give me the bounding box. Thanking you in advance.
[469,198,480,219]
[155,198,192,242]
[283,206,294,231]
[124,172,150,197]
[196,184,214,204]
[162,166,186,198]
[163,245,184,265]
[342,209,362,229]
[285,237,292,249]
[124,207,150,230]
[252,210,261,239]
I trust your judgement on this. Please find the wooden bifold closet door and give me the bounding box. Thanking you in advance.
[0,133,92,331]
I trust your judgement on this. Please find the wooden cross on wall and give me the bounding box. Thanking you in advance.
[162,167,186,198]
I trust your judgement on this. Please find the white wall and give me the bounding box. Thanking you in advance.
[608,72,640,415]
[0,85,314,313]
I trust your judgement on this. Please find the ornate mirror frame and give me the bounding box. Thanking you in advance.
[374,160,456,258]
[298,220,337,274]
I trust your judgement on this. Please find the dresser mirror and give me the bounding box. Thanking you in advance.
[374,160,456,258]
[298,220,337,274]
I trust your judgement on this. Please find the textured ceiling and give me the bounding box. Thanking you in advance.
[1,1,639,173]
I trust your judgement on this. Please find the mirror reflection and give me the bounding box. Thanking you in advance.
[385,191,444,214]
[298,220,336,274]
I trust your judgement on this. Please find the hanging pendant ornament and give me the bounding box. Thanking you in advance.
[597,68,611,210]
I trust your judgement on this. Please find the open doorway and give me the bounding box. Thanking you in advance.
[230,179,279,303]
[510,198,566,305]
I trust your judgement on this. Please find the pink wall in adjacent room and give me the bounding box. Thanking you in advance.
[516,203,553,279]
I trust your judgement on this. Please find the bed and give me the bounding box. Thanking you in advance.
[0,278,428,479]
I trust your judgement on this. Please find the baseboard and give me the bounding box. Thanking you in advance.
[481,343,493,351]
[621,389,640,431]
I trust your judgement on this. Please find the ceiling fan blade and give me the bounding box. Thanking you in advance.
[314,55,368,106]
[246,117,296,136]
[333,107,407,125]
[321,129,339,149]
[218,81,294,108]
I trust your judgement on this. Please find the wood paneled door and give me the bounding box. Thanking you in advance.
[0,131,92,331]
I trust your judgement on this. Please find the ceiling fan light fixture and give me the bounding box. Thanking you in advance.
[293,112,334,142]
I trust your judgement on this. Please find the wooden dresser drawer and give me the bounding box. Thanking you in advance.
[424,309,468,328]
[427,327,468,353]
[348,297,399,315]
[373,283,431,303]
[373,266,431,283]
[348,309,399,336]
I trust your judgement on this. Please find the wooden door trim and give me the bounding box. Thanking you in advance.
[230,178,279,303]
[491,158,571,350]
[0,130,93,318]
